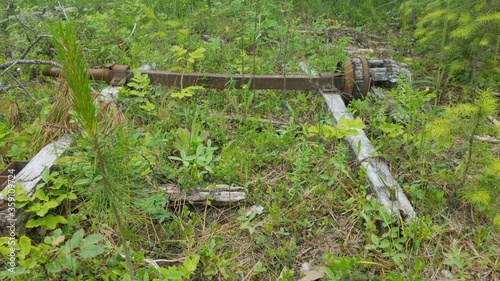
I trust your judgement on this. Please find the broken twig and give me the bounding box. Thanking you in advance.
[6,72,37,103]
[0,59,61,70]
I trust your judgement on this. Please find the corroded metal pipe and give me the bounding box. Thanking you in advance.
[42,57,410,99]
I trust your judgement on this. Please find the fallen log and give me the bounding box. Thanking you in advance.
[0,135,72,236]
[299,61,416,223]
[322,92,416,222]
[159,184,246,206]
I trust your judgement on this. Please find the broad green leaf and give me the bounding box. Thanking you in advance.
[41,168,51,183]
[60,254,77,270]
[165,270,183,280]
[344,117,365,129]
[364,244,377,250]
[171,45,187,57]
[140,101,156,111]
[26,215,67,229]
[0,236,9,245]
[81,234,102,248]
[43,229,63,244]
[379,239,391,248]
[74,178,91,186]
[379,123,397,132]
[79,244,104,258]
[65,229,85,253]
[0,237,11,255]
[51,235,65,246]
[19,236,31,257]
[324,267,335,279]
[159,267,183,280]
[182,255,200,274]
[46,261,62,273]
[67,192,77,200]
[27,200,59,217]
[189,47,206,59]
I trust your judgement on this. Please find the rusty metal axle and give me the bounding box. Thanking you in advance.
[42,57,410,99]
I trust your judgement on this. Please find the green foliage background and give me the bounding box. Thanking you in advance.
[0,0,498,280]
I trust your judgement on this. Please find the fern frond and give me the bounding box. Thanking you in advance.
[463,189,491,206]
[414,28,426,38]
[488,159,500,176]
[477,12,500,23]
[479,38,489,46]
[447,12,458,22]
[426,119,453,150]
[457,13,472,24]
[446,103,476,118]
[425,9,445,21]
[475,90,499,117]
[494,215,500,229]
[451,23,478,39]
[449,59,467,72]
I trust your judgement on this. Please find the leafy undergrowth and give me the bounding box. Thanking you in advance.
[1,0,499,280]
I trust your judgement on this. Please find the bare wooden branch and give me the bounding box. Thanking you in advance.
[487,116,499,126]
[57,1,69,20]
[6,71,37,103]
[159,184,246,205]
[0,59,61,70]
[474,135,500,144]
[20,35,52,60]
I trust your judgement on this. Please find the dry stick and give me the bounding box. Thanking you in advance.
[0,60,61,81]
[252,0,260,99]
[6,72,37,103]
[0,61,21,78]
[460,115,482,188]
[57,1,68,20]
[470,46,483,85]
[474,135,500,144]
[119,23,137,47]
[20,35,52,60]
[15,12,39,39]
[281,3,289,96]
[0,59,61,70]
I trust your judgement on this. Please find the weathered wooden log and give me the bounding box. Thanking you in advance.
[322,92,416,222]
[160,184,246,205]
[0,135,72,236]
[299,61,416,223]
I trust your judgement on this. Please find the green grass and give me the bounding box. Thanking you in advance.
[0,0,499,280]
